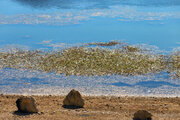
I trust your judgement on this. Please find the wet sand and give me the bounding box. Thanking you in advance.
[0,95,180,120]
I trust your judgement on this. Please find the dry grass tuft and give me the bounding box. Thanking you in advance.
[0,42,179,77]
[0,44,169,76]
[168,51,180,78]
[86,41,119,46]
[38,47,167,76]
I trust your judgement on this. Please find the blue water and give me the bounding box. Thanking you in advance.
[0,0,180,50]
[0,68,180,96]
[111,81,180,88]
[1,1,180,96]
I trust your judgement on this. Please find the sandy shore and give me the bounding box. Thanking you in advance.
[0,95,180,120]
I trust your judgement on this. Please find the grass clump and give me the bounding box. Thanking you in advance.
[37,46,167,76]
[168,51,180,78]
[86,41,119,46]
[0,50,42,70]
[0,42,177,77]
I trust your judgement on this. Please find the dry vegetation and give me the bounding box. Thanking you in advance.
[0,42,179,78]
[38,47,167,76]
[168,51,180,78]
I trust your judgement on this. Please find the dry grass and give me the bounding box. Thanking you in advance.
[0,50,42,70]
[37,47,167,76]
[85,41,119,46]
[168,51,180,78]
[0,42,179,78]
[0,43,170,76]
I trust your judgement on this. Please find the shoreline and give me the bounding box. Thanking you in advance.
[0,94,180,120]
[1,68,180,98]
[1,93,180,98]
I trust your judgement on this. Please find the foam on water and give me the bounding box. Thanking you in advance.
[0,68,179,97]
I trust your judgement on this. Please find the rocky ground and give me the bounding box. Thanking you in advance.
[0,95,180,120]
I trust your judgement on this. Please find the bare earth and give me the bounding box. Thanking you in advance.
[0,95,180,120]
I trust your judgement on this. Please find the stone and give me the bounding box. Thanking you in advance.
[63,89,84,108]
[133,110,152,120]
[16,96,38,113]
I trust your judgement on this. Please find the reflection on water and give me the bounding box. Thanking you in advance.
[111,81,180,88]
[0,0,179,96]
[0,0,180,50]
[0,68,180,96]
[111,82,132,87]
[13,0,180,9]
[14,0,76,9]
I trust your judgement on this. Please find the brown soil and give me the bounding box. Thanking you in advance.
[0,95,180,120]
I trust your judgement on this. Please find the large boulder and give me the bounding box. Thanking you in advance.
[16,96,38,113]
[63,89,84,108]
[133,110,152,120]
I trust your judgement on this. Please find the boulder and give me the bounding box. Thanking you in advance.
[16,96,38,113]
[133,110,152,120]
[63,89,84,108]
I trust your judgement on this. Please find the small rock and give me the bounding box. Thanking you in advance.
[16,96,38,113]
[133,110,152,120]
[63,89,84,108]
[105,104,109,107]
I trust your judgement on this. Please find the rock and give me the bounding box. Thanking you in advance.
[16,96,38,113]
[63,89,84,108]
[133,110,152,120]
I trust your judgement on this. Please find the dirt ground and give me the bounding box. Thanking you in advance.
[0,95,180,120]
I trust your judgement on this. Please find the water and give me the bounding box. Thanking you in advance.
[0,0,180,50]
[0,0,180,96]
[0,68,180,96]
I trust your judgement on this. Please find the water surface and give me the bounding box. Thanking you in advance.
[0,68,180,96]
[0,0,180,96]
[0,0,180,50]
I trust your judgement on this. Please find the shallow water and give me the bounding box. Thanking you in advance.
[0,68,180,96]
[0,0,180,50]
[0,0,180,96]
